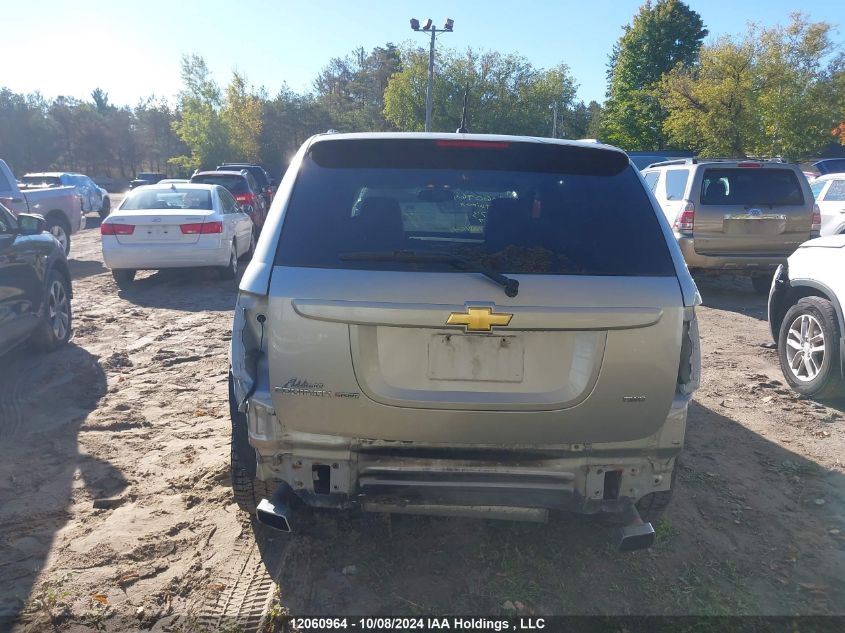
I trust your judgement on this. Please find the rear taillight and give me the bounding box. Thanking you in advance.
[673,202,695,236]
[234,193,255,205]
[100,223,135,235]
[811,204,821,234]
[180,221,223,234]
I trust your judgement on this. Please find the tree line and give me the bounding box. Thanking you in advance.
[0,1,842,182]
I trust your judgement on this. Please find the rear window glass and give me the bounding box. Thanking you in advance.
[221,166,269,188]
[120,188,212,210]
[810,180,826,199]
[700,168,804,206]
[665,170,689,200]
[21,175,62,187]
[823,180,845,202]
[192,174,248,193]
[273,139,675,276]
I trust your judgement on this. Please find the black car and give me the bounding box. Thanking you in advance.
[190,170,268,232]
[0,204,72,356]
[217,163,274,207]
[129,172,167,190]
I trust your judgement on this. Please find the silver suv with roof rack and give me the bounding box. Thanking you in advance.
[642,158,819,293]
[229,133,701,551]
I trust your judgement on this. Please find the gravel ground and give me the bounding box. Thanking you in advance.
[1,199,843,631]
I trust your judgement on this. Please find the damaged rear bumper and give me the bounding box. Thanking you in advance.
[244,391,690,518]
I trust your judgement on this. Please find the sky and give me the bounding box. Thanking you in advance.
[1,0,842,108]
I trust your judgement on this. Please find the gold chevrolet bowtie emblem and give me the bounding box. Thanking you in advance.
[446,306,513,332]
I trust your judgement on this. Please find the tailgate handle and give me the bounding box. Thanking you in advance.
[292,300,663,331]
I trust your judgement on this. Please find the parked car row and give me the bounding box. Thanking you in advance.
[3,135,841,549]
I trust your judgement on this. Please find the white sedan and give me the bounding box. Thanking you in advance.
[768,235,845,398]
[101,183,255,289]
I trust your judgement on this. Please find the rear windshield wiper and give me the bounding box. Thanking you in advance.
[339,250,519,297]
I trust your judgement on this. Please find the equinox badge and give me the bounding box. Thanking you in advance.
[446,306,513,332]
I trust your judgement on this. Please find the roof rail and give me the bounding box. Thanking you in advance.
[644,159,694,168]
[645,156,790,169]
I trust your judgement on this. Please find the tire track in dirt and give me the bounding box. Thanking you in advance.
[196,520,279,632]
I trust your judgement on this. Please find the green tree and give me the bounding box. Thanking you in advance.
[754,15,842,158]
[0,89,59,174]
[661,14,842,159]
[221,71,263,162]
[661,37,757,156]
[170,54,230,173]
[384,47,578,136]
[314,43,402,131]
[259,86,332,177]
[602,0,707,149]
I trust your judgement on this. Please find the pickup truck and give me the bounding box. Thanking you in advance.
[0,159,84,254]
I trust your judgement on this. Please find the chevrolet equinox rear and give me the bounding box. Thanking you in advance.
[230,133,701,550]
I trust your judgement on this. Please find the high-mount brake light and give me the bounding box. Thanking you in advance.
[435,140,510,149]
[100,223,135,235]
[737,162,763,168]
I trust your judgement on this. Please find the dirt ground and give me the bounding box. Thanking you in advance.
[1,198,843,631]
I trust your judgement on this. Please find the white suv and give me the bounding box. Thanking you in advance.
[809,174,845,236]
[768,235,845,397]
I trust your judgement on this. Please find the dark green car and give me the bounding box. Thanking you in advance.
[0,204,72,357]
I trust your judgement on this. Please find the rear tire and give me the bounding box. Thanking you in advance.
[229,373,273,513]
[219,243,238,280]
[46,214,71,255]
[112,269,135,290]
[99,196,110,219]
[778,297,842,399]
[751,274,772,295]
[31,270,72,352]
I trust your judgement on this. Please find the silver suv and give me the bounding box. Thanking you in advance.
[642,159,820,293]
[230,133,701,551]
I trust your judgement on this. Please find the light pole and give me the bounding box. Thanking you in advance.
[410,17,454,132]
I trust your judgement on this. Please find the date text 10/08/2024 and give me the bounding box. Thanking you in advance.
[289,617,547,631]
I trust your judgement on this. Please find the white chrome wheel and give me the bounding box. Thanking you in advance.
[785,314,825,382]
[48,279,70,341]
[50,224,69,252]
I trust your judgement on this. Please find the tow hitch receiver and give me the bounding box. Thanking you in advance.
[612,500,655,552]
[255,483,295,532]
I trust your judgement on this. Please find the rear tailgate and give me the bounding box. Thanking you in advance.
[266,270,684,445]
[693,165,811,255]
